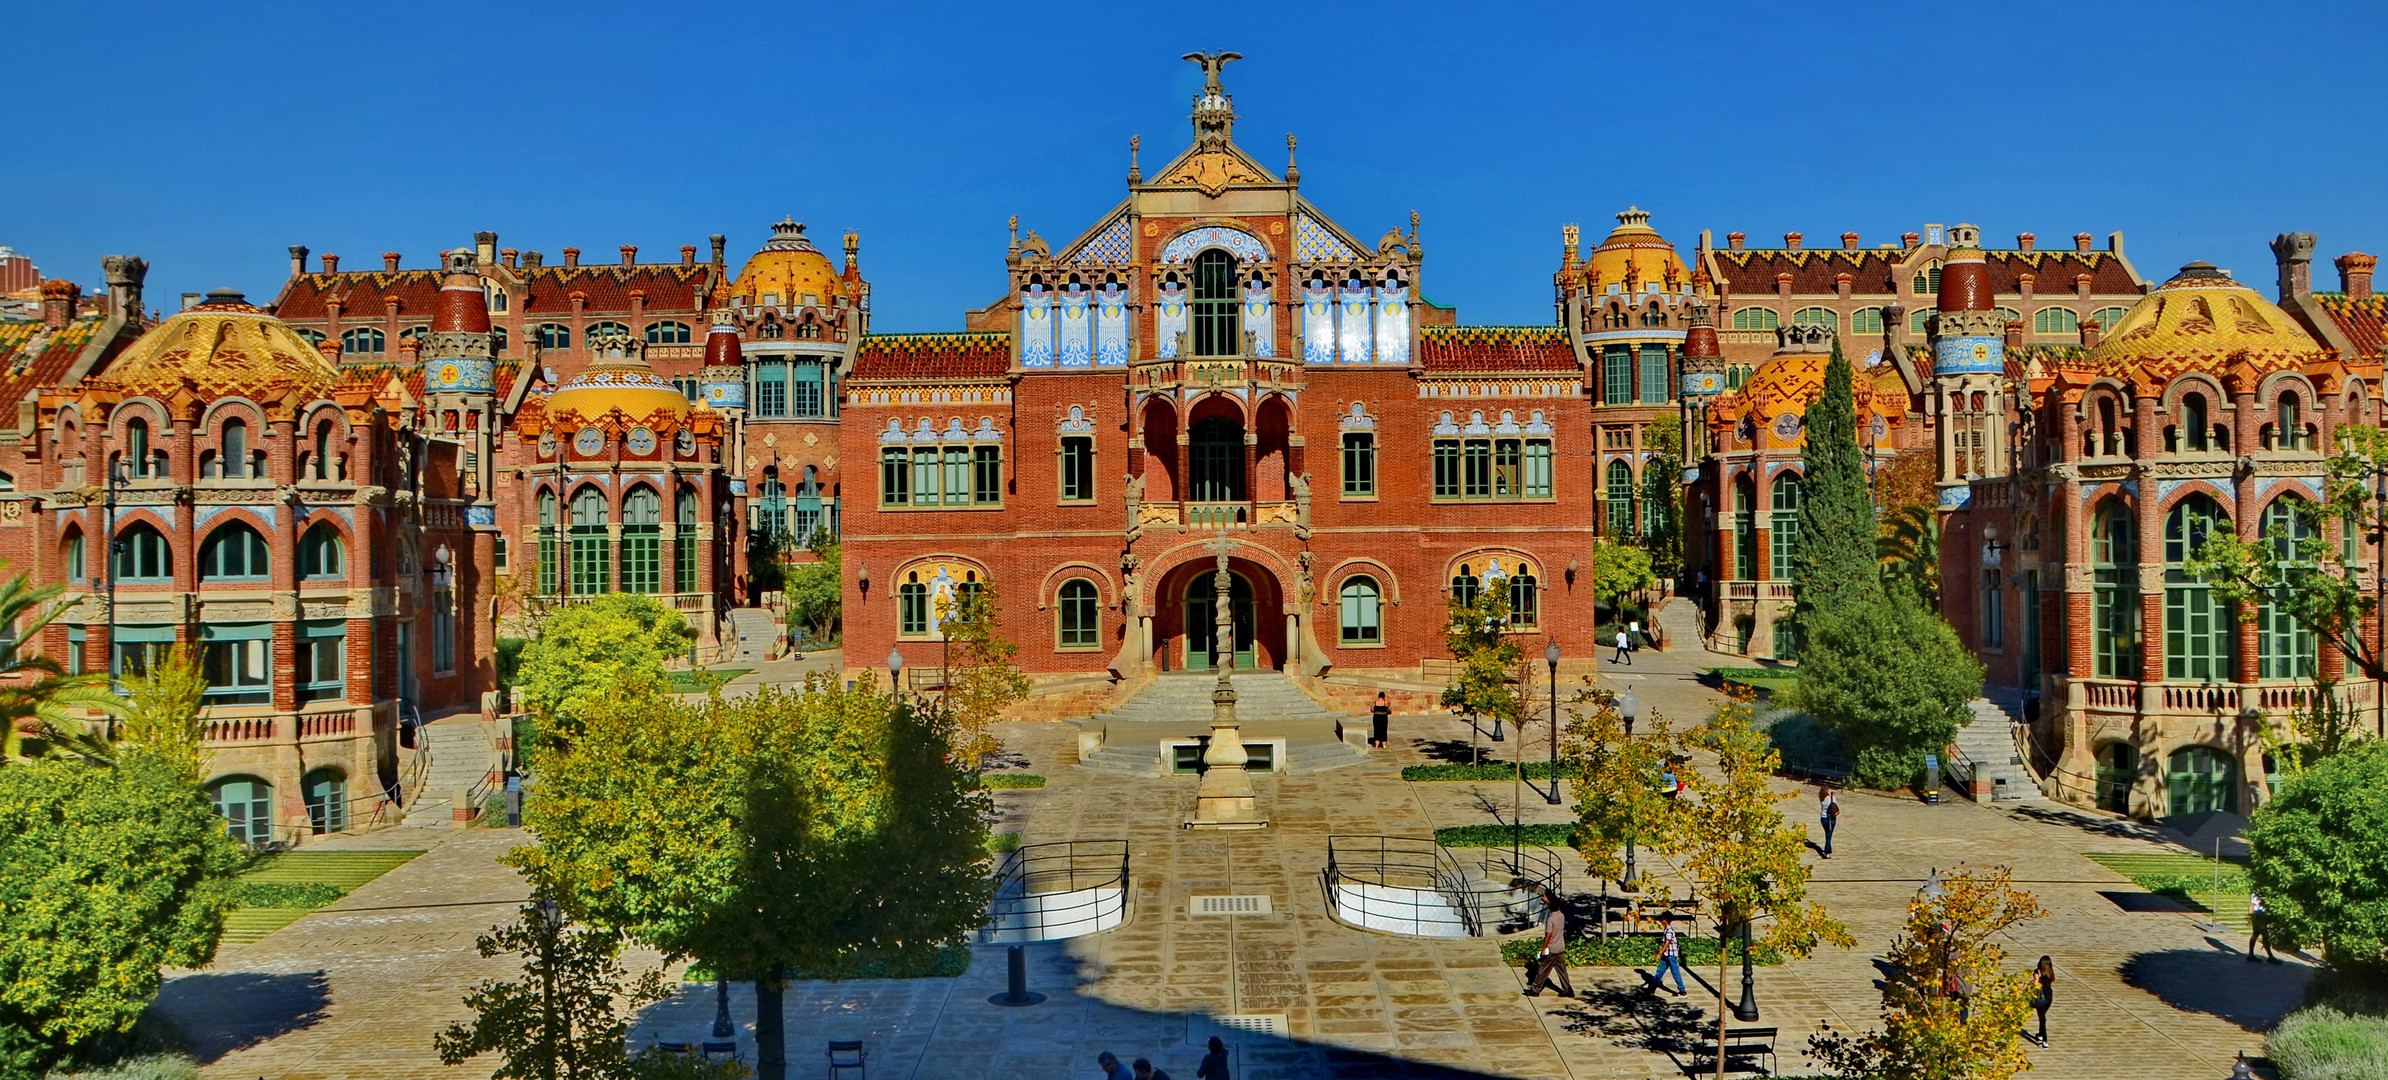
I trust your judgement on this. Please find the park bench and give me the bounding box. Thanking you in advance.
[1782,756,1854,787]
[1689,1026,1777,1076]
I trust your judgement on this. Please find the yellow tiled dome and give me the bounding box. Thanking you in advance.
[101,289,336,399]
[1584,208,1694,294]
[544,338,689,428]
[2087,262,2324,383]
[730,219,844,308]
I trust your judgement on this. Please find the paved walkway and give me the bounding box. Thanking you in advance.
[160,640,2308,1079]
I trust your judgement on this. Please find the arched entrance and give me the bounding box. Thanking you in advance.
[2166,745,2236,817]
[1186,572,1257,670]
[1154,557,1286,672]
[2094,742,2136,815]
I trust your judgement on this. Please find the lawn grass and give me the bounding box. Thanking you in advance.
[978,773,1046,789]
[667,668,752,694]
[1402,762,1574,782]
[222,850,424,945]
[1435,823,1576,848]
[1500,932,1784,968]
[2086,851,2252,932]
[1710,666,1797,694]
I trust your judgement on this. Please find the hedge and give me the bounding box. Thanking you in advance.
[233,881,349,909]
[1401,762,1575,782]
[1435,823,1576,848]
[685,944,971,983]
[1499,931,1784,968]
[979,773,1047,789]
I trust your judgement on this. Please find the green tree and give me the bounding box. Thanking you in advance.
[435,895,737,1080]
[2247,740,2388,973]
[935,583,1030,764]
[1676,691,1855,1080]
[1440,584,1523,755]
[80,646,209,779]
[781,538,841,643]
[1790,590,1983,789]
[517,674,994,1080]
[0,571,126,761]
[0,754,240,1079]
[1792,339,1881,618]
[1810,866,2046,1080]
[516,594,691,737]
[1564,688,1681,894]
[2187,426,2388,684]
[1641,414,1685,580]
[1594,542,1658,622]
[1877,504,1942,612]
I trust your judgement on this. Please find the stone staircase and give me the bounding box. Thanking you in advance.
[726,608,777,665]
[1075,672,1366,777]
[401,717,497,827]
[1652,595,1706,652]
[1444,867,1543,935]
[1951,698,2040,802]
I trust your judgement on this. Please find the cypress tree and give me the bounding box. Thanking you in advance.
[1791,338,1880,616]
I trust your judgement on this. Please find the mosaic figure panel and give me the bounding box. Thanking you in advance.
[1059,281,1092,367]
[1302,277,1336,364]
[1338,278,1373,363]
[1935,335,2003,375]
[1156,276,1188,359]
[1243,275,1274,359]
[1160,226,1268,264]
[1373,277,1409,365]
[1095,279,1129,366]
[1020,282,1056,367]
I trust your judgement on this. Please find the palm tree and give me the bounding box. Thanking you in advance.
[1877,504,1942,611]
[0,571,127,761]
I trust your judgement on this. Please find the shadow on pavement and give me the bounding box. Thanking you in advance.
[150,970,332,1062]
[2120,947,2312,1032]
[2003,802,2172,845]
[1547,979,1710,1076]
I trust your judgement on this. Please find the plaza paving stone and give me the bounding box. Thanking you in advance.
[159,641,2310,1078]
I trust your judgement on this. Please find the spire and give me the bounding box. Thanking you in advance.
[1285,133,1298,185]
[1127,135,1142,185]
[1183,50,1242,150]
[433,250,491,334]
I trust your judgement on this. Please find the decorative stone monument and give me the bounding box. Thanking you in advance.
[1190,532,1267,829]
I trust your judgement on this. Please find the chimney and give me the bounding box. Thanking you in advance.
[321,253,340,273]
[1726,232,1745,251]
[619,245,638,266]
[2004,319,2024,349]
[2017,233,2036,252]
[1775,272,1793,302]
[1835,271,1853,300]
[288,245,310,277]
[1784,232,1803,251]
[2339,252,2378,301]
[1902,232,1920,250]
[1840,232,1859,250]
[710,234,727,267]
[179,292,200,311]
[501,248,519,269]
[522,251,544,270]
[2074,233,2093,252]
[475,231,498,265]
[2075,273,2093,300]
[2080,317,2102,349]
[382,252,400,271]
[39,279,79,328]
[2272,232,2318,300]
[562,247,580,268]
[680,244,697,267]
[100,255,147,321]
[2018,272,2036,307]
[318,339,342,364]
[845,231,861,275]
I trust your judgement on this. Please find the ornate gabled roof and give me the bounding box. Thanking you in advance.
[273,261,714,321]
[2312,292,2388,359]
[96,290,336,401]
[2079,262,2325,384]
[850,332,1012,380]
[1,316,103,414]
[1416,326,1575,373]
[1707,246,2140,297]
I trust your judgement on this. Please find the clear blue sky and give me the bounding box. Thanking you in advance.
[10,1,2386,331]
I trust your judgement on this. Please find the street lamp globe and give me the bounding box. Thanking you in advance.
[887,647,905,677]
[1545,640,1561,667]
[1620,687,1640,735]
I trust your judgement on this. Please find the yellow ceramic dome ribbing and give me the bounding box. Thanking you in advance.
[103,289,336,399]
[2086,262,2324,382]
[730,218,844,307]
[1584,207,1693,294]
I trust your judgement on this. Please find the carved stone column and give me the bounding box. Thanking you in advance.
[1192,533,1264,829]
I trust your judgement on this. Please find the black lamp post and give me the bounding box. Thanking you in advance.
[1733,916,1761,1020]
[1543,639,1562,805]
[103,459,126,690]
[712,977,734,1039]
[1487,612,1505,742]
[1621,687,1641,890]
[887,646,905,701]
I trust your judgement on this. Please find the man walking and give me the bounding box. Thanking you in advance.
[1097,1051,1135,1080]
[1612,628,1632,666]
[1649,923,1688,995]
[2248,891,2281,962]
[1522,888,1574,998]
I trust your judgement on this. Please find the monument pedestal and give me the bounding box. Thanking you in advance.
[1187,538,1270,830]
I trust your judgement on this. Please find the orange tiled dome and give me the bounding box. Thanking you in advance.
[730,219,845,309]
[2087,262,2325,383]
[1583,208,1696,295]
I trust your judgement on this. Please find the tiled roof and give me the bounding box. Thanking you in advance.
[0,317,102,411]
[1708,248,2140,297]
[1416,325,1577,372]
[2313,292,2388,358]
[850,333,1012,379]
[274,264,713,321]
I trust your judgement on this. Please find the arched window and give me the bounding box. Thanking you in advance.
[63,528,84,583]
[2092,500,2140,678]
[340,327,385,354]
[2260,500,2318,680]
[536,490,559,595]
[491,326,509,354]
[2176,393,2211,452]
[304,768,347,834]
[1508,572,1539,629]
[1340,576,1382,644]
[2167,746,2237,816]
[1732,477,1757,580]
[2033,307,2080,335]
[124,419,153,479]
[2164,494,2233,681]
[569,488,609,595]
[1189,416,1245,502]
[1910,308,1933,335]
[115,523,169,581]
[312,423,334,479]
[209,777,273,846]
[644,321,692,344]
[2095,397,2123,457]
[1058,579,1101,649]
[1730,308,1779,331]
[1639,302,1666,328]
[1605,459,1637,536]
[294,328,326,345]
[2276,392,2305,450]
[1769,474,1801,580]
[1791,307,1838,331]
[2089,306,2132,333]
[1449,564,1480,608]
[300,522,344,579]
[1912,262,1942,295]
[676,487,700,594]
[899,572,929,636]
[219,418,250,479]
[398,325,430,343]
[1851,307,1885,335]
[758,317,784,340]
[621,486,661,594]
[1191,249,1241,356]
[1993,306,2022,326]
[585,320,632,339]
[201,522,271,581]
[535,323,571,350]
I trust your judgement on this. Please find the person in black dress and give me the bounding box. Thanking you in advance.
[1370,691,1391,748]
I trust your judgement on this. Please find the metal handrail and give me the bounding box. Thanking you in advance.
[1322,835,1483,937]
[982,839,1130,943]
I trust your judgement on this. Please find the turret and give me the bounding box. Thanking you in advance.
[1929,225,2008,490]
[698,304,749,413]
[422,249,495,395]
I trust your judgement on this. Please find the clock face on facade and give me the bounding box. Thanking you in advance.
[675,429,696,454]
[1773,412,1804,440]
[538,433,557,458]
[573,427,605,456]
[626,427,657,455]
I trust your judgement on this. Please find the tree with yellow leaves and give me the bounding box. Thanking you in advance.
[1809,864,2047,1080]
[1564,686,1681,896]
[1677,689,1854,1080]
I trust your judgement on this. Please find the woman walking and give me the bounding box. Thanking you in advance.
[1370,691,1391,749]
[2030,955,2054,1045]
[1818,786,1840,858]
